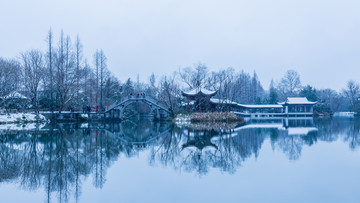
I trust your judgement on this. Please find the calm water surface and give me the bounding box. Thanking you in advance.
[0,118,359,203]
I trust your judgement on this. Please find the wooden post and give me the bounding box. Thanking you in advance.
[187,100,189,113]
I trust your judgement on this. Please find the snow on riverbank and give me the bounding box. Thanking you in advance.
[173,112,243,129]
[0,123,46,131]
[190,112,243,122]
[173,114,191,126]
[0,113,48,124]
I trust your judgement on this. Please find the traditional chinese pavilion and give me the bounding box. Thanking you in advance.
[181,88,217,112]
[278,97,317,116]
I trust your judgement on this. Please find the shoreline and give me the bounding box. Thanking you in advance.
[173,112,244,123]
[0,113,48,124]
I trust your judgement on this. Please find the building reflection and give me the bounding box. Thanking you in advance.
[0,118,359,202]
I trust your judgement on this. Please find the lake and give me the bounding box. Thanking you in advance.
[0,118,359,203]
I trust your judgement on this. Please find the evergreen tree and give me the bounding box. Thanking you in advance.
[300,85,317,102]
[269,79,278,104]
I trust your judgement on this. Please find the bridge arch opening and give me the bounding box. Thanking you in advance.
[121,101,159,120]
[105,96,171,120]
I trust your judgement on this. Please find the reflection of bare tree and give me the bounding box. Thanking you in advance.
[181,150,213,175]
[316,118,360,149]
[0,128,123,203]
[0,118,360,202]
[92,130,108,189]
[315,118,341,142]
[0,141,22,182]
[20,134,42,190]
[343,119,360,150]
[275,134,304,160]
[149,130,182,169]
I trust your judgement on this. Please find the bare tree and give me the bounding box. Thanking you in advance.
[343,80,360,110]
[317,88,341,112]
[233,70,249,103]
[99,50,108,109]
[206,68,237,109]
[54,31,77,112]
[46,28,54,112]
[277,70,301,99]
[179,63,208,89]
[82,60,96,106]
[21,50,44,114]
[0,58,22,111]
[93,50,100,105]
[158,73,181,113]
[0,58,21,97]
[74,35,83,103]
[93,50,108,110]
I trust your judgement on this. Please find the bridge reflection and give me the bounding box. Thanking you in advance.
[105,96,171,120]
[0,118,360,202]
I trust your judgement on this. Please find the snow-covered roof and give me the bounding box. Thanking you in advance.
[182,88,217,97]
[278,97,317,105]
[238,104,283,108]
[210,98,239,105]
[1,92,28,99]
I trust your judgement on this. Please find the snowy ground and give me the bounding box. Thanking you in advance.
[173,114,191,126]
[0,113,48,124]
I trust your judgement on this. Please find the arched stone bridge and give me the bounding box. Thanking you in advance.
[104,96,172,120]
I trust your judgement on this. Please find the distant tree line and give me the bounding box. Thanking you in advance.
[0,29,122,113]
[0,29,359,115]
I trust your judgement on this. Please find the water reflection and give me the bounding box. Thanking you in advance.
[0,118,359,202]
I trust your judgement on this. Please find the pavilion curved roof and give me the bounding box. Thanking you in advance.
[181,88,217,97]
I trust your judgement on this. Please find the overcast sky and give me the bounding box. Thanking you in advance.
[1,0,359,90]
